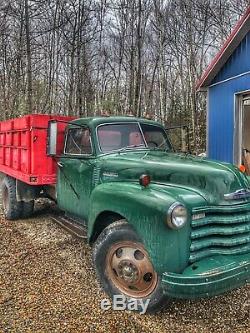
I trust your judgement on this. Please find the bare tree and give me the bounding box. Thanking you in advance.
[0,0,248,151]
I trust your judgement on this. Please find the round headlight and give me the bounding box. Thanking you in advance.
[167,203,188,229]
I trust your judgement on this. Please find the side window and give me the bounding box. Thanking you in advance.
[65,128,92,155]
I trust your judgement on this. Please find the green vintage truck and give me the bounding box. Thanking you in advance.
[0,115,249,312]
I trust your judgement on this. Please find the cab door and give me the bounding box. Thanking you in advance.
[56,126,96,220]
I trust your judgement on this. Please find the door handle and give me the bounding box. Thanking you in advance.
[57,162,64,168]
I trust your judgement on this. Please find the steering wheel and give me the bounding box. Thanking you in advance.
[147,141,158,148]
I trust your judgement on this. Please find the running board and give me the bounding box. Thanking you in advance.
[51,215,87,239]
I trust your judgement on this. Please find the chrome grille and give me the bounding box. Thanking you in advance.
[190,209,250,263]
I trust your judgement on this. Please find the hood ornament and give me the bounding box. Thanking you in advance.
[224,188,250,200]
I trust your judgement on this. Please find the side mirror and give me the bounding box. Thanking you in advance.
[47,120,58,156]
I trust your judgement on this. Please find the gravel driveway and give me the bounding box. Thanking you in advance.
[0,201,249,333]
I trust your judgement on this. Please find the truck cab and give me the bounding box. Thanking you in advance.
[1,115,250,312]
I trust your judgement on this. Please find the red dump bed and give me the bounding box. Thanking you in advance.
[0,114,75,185]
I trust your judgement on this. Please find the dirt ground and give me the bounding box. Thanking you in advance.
[0,200,249,333]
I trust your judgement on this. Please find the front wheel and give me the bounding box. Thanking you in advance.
[93,220,167,313]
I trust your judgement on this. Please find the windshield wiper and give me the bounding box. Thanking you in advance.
[117,144,147,153]
[100,144,148,156]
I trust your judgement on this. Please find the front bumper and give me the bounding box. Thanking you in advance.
[162,253,250,299]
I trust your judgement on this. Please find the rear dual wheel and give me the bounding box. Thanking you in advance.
[93,220,167,313]
[1,176,34,220]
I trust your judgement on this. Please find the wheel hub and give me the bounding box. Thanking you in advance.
[118,260,139,283]
[106,241,158,298]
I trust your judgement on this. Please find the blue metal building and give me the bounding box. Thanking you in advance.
[197,7,250,166]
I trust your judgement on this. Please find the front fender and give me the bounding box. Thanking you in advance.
[88,182,206,274]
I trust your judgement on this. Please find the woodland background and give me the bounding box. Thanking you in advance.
[0,0,249,151]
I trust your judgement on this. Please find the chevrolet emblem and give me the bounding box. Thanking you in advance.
[224,188,250,200]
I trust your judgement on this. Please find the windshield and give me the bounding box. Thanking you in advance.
[97,122,171,153]
[140,123,171,151]
[98,123,146,153]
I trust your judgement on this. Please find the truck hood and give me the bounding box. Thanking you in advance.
[100,150,250,206]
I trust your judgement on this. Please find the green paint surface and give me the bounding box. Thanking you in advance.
[56,116,250,298]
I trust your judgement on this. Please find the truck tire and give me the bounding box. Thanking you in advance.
[22,200,34,218]
[92,220,167,313]
[1,176,23,220]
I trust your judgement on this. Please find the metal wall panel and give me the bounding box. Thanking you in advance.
[208,74,250,163]
[212,30,250,84]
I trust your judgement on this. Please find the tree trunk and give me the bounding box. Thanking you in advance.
[24,0,33,114]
